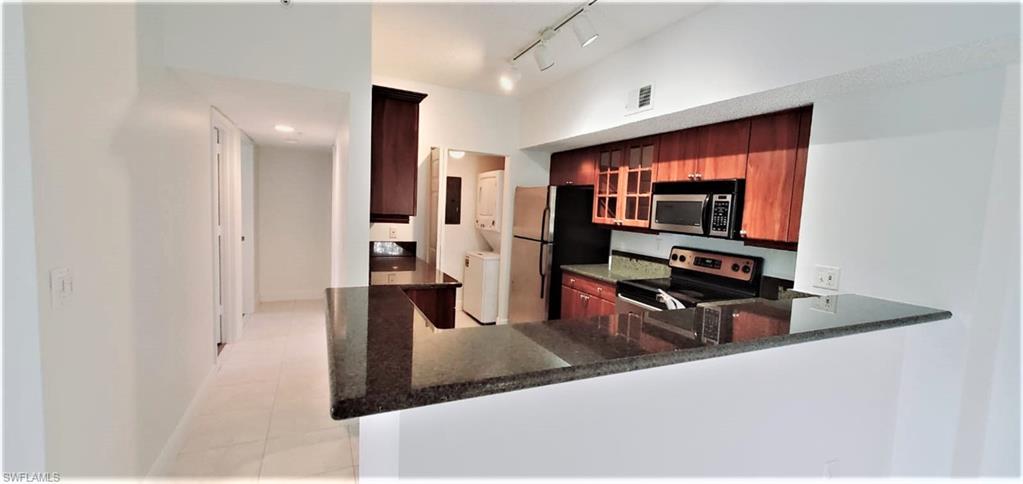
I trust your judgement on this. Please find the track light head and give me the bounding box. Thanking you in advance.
[571,12,599,47]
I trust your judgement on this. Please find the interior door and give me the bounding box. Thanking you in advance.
[240,137,256,316]
[212,125,224,345]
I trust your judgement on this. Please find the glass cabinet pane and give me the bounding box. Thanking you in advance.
[638,196,650,220]
[629,147,640,168]
[610,150,621,168]
[639,170,651,194]
[599,151,610,169]
[641,145,654,167]
[608,172,619,194]
[626,197,637,219]
[607,197,617,219]
[597,197,607,218]
[598,173,609,195]
[627,171,638,193]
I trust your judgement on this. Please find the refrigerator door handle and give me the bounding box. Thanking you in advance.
[540,205,550,243]
[538,243,546,298]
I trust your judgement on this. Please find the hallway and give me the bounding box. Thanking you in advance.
[166,300,358,481]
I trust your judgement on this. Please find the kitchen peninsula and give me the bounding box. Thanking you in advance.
[368,241,461,328]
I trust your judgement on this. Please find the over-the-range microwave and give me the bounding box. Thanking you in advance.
[649,180,744,239]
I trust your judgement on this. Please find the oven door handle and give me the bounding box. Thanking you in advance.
[617,294,664,312]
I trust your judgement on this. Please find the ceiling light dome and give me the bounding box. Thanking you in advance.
[571,12,599,47]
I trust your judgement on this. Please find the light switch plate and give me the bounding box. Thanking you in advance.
[388,227,398,239]
[813,265,841,291]
[812,295,838,313]
[50,267,73,308]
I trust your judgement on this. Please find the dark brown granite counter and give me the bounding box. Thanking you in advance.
[369,256,461,289]
[325,287,951,420]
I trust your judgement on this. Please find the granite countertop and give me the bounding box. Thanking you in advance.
[369,256,461,289]
[325,287,951,419]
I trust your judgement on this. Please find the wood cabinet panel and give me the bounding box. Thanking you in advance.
[404,286,456,329]
[742,110,802,242]
[550,148,596,186]
[598,298,616,317]
[371,85,427,222]
[655,128,701,182]
[787,108,813,242]
[560,285,578,319]
[569,274,615,302]
[700,118,751,180]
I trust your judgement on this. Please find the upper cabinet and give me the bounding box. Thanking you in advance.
[654,118,750,182]
[370,85,427,223]
[592,137,656,228]
[741,107,812,243]
[549,147,596,186]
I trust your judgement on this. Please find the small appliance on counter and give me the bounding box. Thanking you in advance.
[508,185,611,323]
[616,246,763,315]
[650,180,744,238]
[463,250,499,324]
[475,170,504,251]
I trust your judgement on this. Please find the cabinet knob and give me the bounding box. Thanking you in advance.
[687,173,694,180]
[695,173,703,180]
[739,229,748,237]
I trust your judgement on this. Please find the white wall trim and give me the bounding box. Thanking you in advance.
[144,365,218,479]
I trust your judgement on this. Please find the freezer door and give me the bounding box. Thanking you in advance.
[509,237,553,323]
[512,186,555,242]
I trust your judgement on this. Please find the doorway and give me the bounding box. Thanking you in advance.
[211,122,226,352]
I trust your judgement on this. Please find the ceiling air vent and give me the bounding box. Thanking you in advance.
[625,83,654,116]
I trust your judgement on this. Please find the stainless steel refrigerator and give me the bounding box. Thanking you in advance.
[509,186,611,323]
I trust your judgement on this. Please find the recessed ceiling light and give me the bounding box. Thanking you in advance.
[449,150,465,159]
[499,64,522,92]
[274,124,295,133]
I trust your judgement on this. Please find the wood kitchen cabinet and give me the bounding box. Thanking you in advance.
[404,286,456,329]
[654,118,750,182]
[592,137,656,228]
[550,147,596,186]
[370,85,427,223]
[561,272,617,319]
[741,107,812,243]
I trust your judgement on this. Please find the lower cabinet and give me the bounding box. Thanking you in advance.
[561,273,617,319]
[404,287,456,329]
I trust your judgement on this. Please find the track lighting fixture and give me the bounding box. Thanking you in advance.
[571,12,599,47]
[500,0,600,90]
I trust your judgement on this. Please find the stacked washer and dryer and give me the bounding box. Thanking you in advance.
[463,170,502,324]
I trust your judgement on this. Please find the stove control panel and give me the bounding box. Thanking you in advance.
[668,247,758,282]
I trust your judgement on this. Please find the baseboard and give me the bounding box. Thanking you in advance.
[497,317,509,325]
[145,364,218,479]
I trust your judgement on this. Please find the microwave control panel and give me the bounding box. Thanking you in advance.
[708,194,734,237]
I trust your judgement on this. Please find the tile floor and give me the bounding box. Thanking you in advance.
[453,309,481,328]
[164,300,358,482]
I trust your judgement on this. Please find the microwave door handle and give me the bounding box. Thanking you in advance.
[701,195,710,234]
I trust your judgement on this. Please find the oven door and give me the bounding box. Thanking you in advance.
[616,294,665,316]
[649,194,709,235]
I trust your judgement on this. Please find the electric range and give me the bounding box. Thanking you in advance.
[616,246,763,312]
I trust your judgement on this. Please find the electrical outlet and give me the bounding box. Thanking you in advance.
[388,227,398,239]
[813,265,841,291]
[50,267,73,308]
[812,295,838,313]
[824,459,840,478]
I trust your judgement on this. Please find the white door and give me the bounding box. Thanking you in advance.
[240,138,256,315]
[428,147,440,264]
[212,125,225,345]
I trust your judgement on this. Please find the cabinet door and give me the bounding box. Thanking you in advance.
[742,110,802,241]
[699,118,751,180]
[370,86,427,221]
[654,128,702,182]
[786,108,813,242]
[598,298,616,317]
[592,144,624,225]
[619,137,656,228]
[560,285,576,319]
[550,148,596,186]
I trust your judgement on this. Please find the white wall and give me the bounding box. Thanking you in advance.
[442,152,505,296]
[17,4,215,475]
[255,146,332,302]
[794,66,1019,475]
[2,3,47,472]
[610,231,798,280]
[371,76,550,322]
[520,3,1020,149]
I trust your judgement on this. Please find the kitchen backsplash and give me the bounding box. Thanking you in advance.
[610,230,797,280]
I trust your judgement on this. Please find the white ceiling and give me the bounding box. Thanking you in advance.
[372,2,708,97]
[172,69,348,149]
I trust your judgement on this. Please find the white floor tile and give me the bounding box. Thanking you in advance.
[454,309,481,328]
[199,381,278,416]
[268,395,343,438]
[259,427,352,478]
[180,407,271,453]
[169,441,264,479]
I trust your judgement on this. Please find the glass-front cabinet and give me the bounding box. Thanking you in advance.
[592,137,657,228]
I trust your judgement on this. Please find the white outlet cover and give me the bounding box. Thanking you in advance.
[49,267,72,308]
[813,265,841,291]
